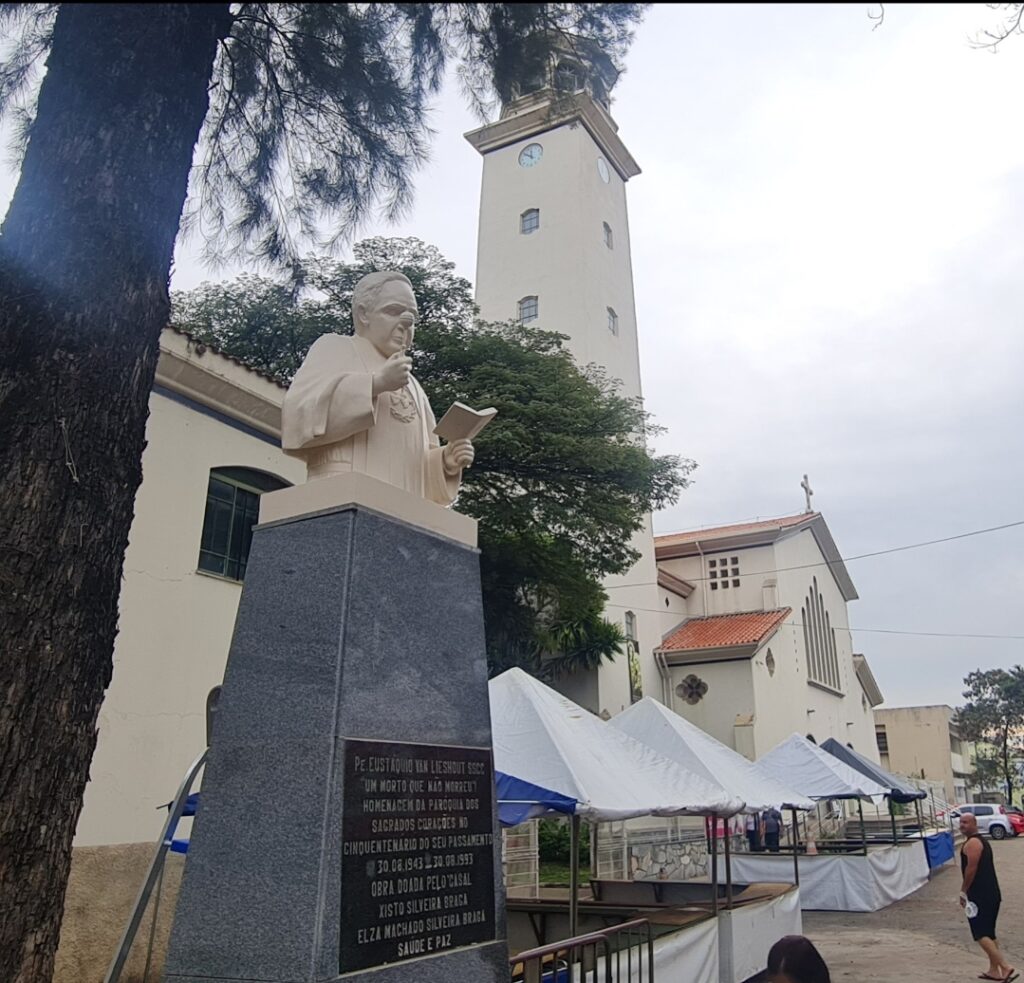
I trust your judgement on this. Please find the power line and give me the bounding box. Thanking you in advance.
[668,517,1024,584]
[613,602,1024,642]
[785,621,1024,642]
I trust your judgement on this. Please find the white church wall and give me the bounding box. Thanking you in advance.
[848,682,880,761]
[748,623,810,758]
[75,390,303,846]
[665,659,756,751]
[657,544,777,620]
[773,529,877,760]
[698,545,774,617]
[657,556,703,614]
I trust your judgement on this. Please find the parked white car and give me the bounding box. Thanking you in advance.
[952,803,1015,840]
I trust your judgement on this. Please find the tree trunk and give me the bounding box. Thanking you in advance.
[0,6,232,982]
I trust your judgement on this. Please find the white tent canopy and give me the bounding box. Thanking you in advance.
[488,669,743,822]
[609,697,815,813]
[757,733,888,802]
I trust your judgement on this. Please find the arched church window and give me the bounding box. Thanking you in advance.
[603,222,613,249]
[554,60,582,93]
[198,466,290,581]
[520,208,540,234]
[624,610,637,641]
[517,295,538,323]
[804,578,842,692]
[607,307,618,336]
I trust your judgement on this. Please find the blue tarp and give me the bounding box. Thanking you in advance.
[924,830,955,868]
[495,771,577,827]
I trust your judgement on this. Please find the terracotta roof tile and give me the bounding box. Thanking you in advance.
[655,513,817,549]
[659,608,791,653]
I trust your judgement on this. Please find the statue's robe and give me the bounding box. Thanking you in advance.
[281,333,458,506]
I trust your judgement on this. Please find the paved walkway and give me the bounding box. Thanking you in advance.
[804,836,1024,982]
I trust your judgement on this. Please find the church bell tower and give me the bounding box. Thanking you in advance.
[465,48,668,716]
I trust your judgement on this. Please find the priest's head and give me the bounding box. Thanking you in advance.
[352,271,418,357]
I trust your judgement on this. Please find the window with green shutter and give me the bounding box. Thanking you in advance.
[197,467,289,581]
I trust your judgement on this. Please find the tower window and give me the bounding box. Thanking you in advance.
[603,222,613,249]
[554,60,582,93]
[517,295,538,323]
[520,208,540,234]
[607,307,618,336]
[198,467,290,581]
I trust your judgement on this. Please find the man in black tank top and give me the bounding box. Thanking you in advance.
[960,811,1017,982]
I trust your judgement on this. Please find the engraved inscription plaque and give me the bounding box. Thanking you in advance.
[339,739,497,975]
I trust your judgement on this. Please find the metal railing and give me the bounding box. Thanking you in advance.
[510,918,654,983]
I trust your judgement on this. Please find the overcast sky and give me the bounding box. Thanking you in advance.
[6,4,1022,709]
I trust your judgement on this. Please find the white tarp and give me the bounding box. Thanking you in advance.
[728,843,929,911]
[489,669,743,821]
[718,888,802,983]
[609,698,815,813]
[757,733,888,802]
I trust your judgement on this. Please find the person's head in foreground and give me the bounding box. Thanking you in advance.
[767,935,831,983]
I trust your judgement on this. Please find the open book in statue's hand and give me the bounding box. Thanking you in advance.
[433,402,497,442]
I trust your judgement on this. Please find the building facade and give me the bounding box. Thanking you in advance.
[74,329,302,847]
[465,54,683,717]
[652,513,882,761]
[873,705,976,805]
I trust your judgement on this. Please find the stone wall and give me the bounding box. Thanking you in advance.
[630,836,710,881]
[55,843,183,983]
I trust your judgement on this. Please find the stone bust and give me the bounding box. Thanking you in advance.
[280,271,474,505]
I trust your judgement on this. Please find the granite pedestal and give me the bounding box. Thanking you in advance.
[164,496,508,983]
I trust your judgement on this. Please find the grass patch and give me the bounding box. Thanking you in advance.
[538,861,591,886]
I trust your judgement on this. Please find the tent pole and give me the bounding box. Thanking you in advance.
[889,796,898,844]
[858,799,867,855]
[790,808,800,887]
[710,813,719,916]
[569,814,580,938]
[723,816,733,910]
[915,797,924,832]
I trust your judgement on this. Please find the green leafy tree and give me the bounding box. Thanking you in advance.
[969,750,1004,799]
[0,6,648,980]
[958,667,1024,804]
[173,237,693,679]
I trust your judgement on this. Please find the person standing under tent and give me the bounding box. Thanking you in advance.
[761,805,783,853]
[745,812,762,852]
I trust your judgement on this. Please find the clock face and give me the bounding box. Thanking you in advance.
[518,143,543,168]
[596,157,610,183]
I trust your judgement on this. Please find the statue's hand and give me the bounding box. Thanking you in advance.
[442,438,474,475]
[372,352,412,395]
